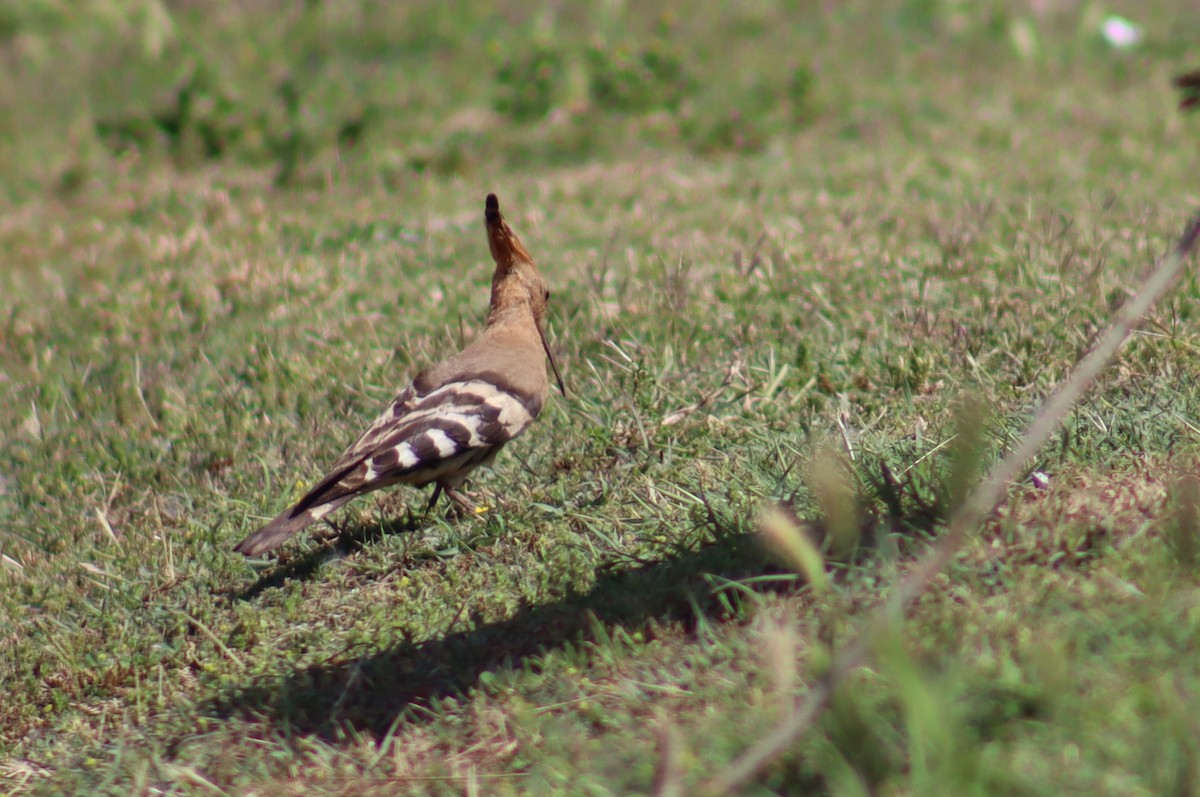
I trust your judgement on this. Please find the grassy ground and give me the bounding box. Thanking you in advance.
[4,1,1200,794]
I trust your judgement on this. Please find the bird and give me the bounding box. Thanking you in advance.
[233,194,565,557]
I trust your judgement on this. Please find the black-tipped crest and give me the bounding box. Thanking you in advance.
[485,193,536,271]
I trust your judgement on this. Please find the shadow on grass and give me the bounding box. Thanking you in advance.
[235,514,425,601]
[209,526,788,740]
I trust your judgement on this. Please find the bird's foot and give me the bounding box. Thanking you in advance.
[427,483,491,520]
[444,487,483,519]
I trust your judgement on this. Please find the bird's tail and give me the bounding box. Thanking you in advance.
[233,496,350,557]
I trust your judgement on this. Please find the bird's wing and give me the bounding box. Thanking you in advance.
[292,377,542,513]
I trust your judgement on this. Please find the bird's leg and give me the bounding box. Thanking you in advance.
[428,479,478,519]
[425,483,444,515]
[425,482,473,518]
[443,486,477,517]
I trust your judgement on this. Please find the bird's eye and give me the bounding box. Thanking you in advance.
[544,289,551,301]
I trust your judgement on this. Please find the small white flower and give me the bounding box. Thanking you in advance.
[1101,16,1141,49]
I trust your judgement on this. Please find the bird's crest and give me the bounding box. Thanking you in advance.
[485,193,536,276]
[484,194,566,397]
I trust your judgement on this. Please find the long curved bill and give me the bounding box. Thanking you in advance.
[539,323,567,398]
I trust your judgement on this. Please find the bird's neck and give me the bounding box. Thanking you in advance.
[485,274,538,330]
[484,300,539,337]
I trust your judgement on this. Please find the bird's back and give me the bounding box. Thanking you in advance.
[315,340,548,505]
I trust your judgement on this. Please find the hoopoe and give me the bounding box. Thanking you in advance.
[233,194,564,557]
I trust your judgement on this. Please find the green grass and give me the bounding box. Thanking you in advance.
[4,0,1200,794]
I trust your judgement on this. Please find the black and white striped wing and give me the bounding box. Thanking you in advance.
[293,378,542,513]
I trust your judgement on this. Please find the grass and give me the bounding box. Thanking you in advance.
[4,0,1200,794]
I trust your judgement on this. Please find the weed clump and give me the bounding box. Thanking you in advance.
[494,43,566,122]
[586,39,692,114]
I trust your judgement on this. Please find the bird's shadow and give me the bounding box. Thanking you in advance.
[208,526,793,741]
[234,513,427,601]
[210,486,939,744]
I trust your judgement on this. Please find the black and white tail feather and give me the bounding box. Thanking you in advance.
[234,194,562,557]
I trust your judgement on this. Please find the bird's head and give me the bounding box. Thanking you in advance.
[484,194,566,396]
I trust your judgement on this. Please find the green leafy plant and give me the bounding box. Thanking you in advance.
[494,43,565,122]
[586,38,691,113]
